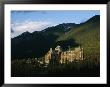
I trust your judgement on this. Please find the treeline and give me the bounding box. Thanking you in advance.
[11,57,100,77]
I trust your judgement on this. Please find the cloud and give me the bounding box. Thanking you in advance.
[11,20,54,38]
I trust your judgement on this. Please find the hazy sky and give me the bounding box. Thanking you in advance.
[11,10,100,38]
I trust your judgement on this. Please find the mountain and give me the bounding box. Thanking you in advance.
[57,15,100,60]
[11,15,100,61]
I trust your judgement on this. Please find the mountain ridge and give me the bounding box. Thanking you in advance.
[11,15,100,60]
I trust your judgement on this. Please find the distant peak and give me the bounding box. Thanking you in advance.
[23,31,30,34]
[90,15,100,19]
[83,15,100,24]
[20,31,30,36]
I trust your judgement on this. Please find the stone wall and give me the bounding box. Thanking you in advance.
[45,46,83,64]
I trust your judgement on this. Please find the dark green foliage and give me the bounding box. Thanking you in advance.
[55,39,79,51]
[11,15,100,77]
[57,15,100,61]
[11,23,77,59]
[11,15,100,60]
[11,32,58,59]
[11,58,99,77]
